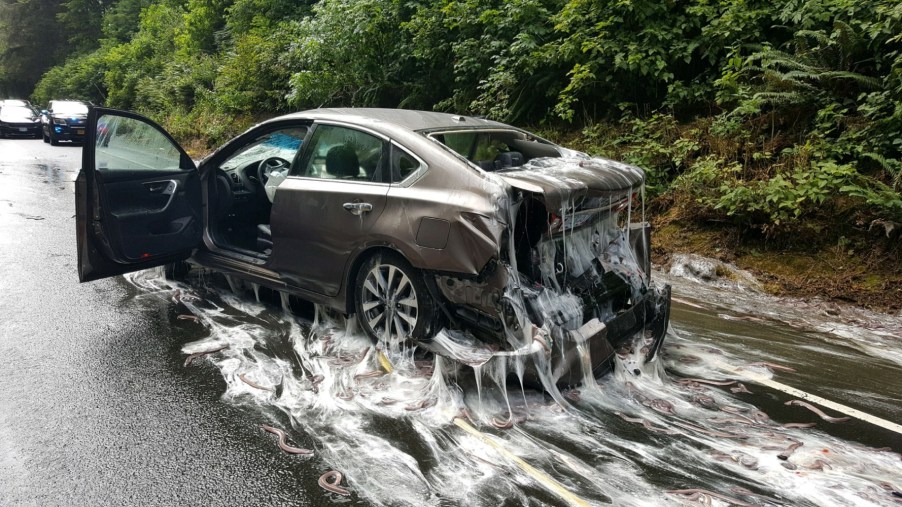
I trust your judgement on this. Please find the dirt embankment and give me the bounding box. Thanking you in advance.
[650,209,902,314]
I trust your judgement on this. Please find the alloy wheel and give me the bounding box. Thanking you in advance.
[359,262,419,344]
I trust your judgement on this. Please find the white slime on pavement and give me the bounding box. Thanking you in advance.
[121,267,902,507]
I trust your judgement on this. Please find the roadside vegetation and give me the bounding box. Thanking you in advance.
[1,0,899,309]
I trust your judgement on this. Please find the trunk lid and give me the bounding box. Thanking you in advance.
[494,157,645,212]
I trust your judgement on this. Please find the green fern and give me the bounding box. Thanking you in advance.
[743,22,876,106]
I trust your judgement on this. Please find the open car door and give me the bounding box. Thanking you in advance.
[76,107,202,282]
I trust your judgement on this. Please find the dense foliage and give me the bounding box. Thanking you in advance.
[2,0,900,239]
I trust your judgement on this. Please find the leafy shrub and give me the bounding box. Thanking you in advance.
[19,0,902,238]
[32,50,109,106]
[678,159,902,228]
[582,114,702,195]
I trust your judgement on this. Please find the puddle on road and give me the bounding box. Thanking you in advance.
[123,269,902,507]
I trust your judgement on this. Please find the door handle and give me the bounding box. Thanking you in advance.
[343,202,373,215]
[145,180,177,195]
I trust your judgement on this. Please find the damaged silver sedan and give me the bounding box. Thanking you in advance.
[76,107,670,386]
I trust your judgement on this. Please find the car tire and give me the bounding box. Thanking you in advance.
[49,131,59,146]
[42,130,49,143]
[354,251,435,345]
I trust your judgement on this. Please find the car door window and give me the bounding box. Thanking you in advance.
[300,125,386,182]
[96,114,183,171]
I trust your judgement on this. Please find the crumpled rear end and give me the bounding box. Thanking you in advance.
[428,155,671,389]
[499,157,670,385]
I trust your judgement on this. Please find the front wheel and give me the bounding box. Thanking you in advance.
[355,252,435,345]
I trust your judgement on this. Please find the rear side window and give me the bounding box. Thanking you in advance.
[300,125,386,182]
[390,144,423,182]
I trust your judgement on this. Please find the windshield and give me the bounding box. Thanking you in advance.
[220,128,308,171]
[53,102,88,114]
[0,106,35,120]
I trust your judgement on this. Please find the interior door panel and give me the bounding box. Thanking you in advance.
[96,168,201,261]
[77,107,202,282]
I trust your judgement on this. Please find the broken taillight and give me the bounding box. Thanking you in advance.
[548,213,563,232]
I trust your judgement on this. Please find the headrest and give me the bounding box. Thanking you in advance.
[326,145,360,178]
[494,151,524,169]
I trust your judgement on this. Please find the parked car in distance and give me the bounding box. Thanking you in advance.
[76,107,671,387]
[0,103,41,138]
[41,100,89,145]
[1,99,35,109]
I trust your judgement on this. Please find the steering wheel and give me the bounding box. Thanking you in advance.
[257,157,291,185]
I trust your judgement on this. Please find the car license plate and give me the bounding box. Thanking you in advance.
[19,127,27,132]
[75,129,84,135]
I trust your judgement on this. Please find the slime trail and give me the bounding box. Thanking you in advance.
[123,269,902,507]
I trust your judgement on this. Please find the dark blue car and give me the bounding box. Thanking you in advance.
[41,100,89,145]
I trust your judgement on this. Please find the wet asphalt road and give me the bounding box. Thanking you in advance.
[2,137,901,506]
[0,138,316,506]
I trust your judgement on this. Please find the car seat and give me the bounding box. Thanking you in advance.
[494,151,524,169]
[326,145,360,179]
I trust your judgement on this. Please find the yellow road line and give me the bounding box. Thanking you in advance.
[453,418,591,507]
[712,359,902,435]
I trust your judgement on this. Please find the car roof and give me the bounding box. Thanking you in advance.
[280,108,512,133]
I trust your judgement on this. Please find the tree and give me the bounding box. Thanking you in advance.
[0,0,65,98]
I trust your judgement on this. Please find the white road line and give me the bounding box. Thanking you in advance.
[712,359,902,435]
